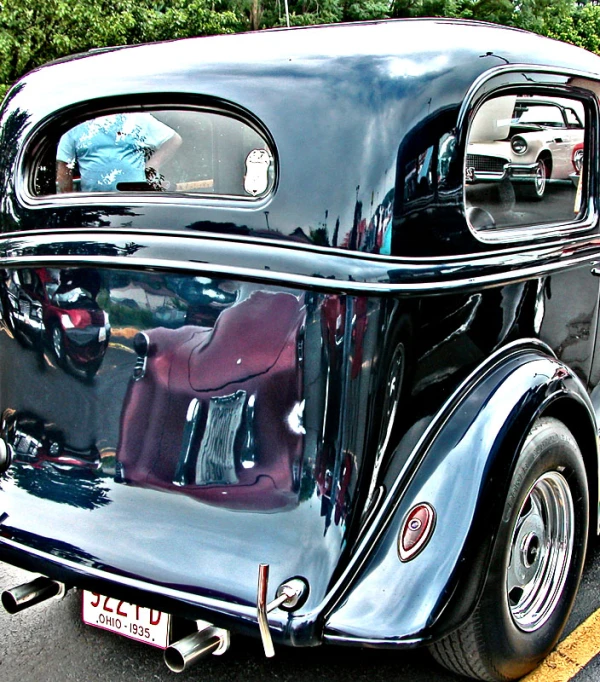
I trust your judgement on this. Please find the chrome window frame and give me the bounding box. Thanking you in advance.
[17,97,279,210]
[459,65,599,245]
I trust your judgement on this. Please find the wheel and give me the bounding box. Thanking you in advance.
[517,157,548,201]
[51,325,66,366]
[429,417,588,681]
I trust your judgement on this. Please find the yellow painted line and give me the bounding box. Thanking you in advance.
[108,341,134,353]
[521,608,600,681]
[111,327,139,340]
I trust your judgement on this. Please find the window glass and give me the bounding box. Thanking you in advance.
[465,94,586,232]
[33,109,275,199]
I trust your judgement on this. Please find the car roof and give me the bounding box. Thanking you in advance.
[11,19,600,108]
[3,19,600,256]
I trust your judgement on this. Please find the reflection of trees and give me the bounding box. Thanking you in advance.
[8,464,111,510]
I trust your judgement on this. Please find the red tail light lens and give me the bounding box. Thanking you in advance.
[398,503,436,562]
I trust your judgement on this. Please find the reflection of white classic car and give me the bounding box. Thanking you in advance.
[466,96,585,200]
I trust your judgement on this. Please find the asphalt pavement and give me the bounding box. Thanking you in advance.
[1,538,600,682]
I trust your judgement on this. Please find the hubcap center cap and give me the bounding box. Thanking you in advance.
[521,532,540,568]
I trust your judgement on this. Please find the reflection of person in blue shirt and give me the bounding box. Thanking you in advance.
[56,113,182,193]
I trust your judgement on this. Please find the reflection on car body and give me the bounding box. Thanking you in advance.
[117,289,306,512]
[2,267,110,377]
[466,96,585,199]
[3,410,101,473]
[3,18,600,682]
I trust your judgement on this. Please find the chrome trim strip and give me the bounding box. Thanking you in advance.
[323,633,425,648]
[468,211,597,246]
[0,248,598,296]
[0,224,595,265]
[0,535,259,621]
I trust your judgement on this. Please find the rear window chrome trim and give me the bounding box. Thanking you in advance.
[458,64,600,246]
[466,209,597,245]
[16,99,278,209]
[456,63,600,131]
[17,190,274,212]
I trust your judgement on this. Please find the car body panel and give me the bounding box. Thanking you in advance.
[324,346,597,645]
[0,18,599,659]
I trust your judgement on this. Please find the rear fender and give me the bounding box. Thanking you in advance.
[323,340,598,646]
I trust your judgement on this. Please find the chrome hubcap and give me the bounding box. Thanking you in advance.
[506,471,573,632]
[534,161,546,195]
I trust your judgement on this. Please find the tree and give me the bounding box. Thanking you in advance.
[0,0,245,98]
[572,2,600,52]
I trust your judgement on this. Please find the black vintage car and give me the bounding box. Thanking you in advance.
[0,18,600,681]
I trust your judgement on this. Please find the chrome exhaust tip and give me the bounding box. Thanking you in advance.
[2,576,66,614]
[164,621,230,673]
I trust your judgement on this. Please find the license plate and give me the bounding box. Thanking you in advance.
[98,327,106,342]
[82,591,170,649]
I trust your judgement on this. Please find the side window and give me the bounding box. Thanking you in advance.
[32,109,275,200]
[465,94,587,232]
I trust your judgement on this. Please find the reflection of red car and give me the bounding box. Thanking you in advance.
[116,290,306,511]
[4,268,111,377]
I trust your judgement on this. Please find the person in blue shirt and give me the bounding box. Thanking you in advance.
[56,113,182,193]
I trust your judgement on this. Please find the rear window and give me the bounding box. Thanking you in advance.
[31,108,275,200]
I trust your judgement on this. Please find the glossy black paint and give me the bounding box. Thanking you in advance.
[0,18,599,657]
[0,267,387,641]
[324,345,598,645]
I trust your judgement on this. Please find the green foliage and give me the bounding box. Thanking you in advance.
[390,0,459,19]
[456,0,514,24]
[572,3,600,53]
[144,0,244,41]
[0,0,139,85]
[0,0,245,95]
[344,0,389,22]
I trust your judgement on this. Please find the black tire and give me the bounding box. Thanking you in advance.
[517,157,549,201]
[429,417,588,681]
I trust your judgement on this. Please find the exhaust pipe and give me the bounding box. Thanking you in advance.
[2,576,66,614]
[164,621,230,673]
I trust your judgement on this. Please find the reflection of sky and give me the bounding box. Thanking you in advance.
[11,20,600,252]
[1,473,343,617]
